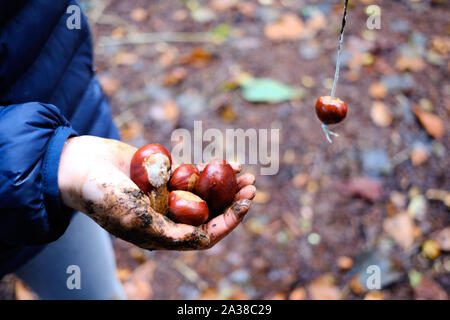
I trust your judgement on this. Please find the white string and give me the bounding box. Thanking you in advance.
[330,0,349,98]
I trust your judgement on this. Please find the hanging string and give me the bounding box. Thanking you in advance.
[330,0,349,98]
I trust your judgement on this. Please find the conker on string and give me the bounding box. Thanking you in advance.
[315,96,347,125]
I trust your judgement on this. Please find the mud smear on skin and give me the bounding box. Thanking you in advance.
[231,200,251,219]
[82,183,210,250]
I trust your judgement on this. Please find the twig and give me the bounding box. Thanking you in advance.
[98,31,216,47]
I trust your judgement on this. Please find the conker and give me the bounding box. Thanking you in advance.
[130,144,172,215]
[168,190,209,226]
[169,164,200,192]
[130,144,172,194]
[195,159,237,214]
[315,96,347,125]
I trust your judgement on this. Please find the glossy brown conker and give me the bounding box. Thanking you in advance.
[195,159,237,214]
[168,190,209,226]
[315,96,347,125]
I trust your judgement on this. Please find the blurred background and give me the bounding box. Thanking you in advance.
[2,0,449,299]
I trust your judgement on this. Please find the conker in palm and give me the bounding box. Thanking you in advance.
[169,164,200,192]
[195,159,237,214]
[130,144,172,214]
[168,190,209,226]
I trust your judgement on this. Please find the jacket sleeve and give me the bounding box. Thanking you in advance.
[0,102,78,246]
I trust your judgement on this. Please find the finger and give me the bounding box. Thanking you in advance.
[237,173,255,189]
[196,161,241,174]
[202,199,251,246]
[234,185,256,201]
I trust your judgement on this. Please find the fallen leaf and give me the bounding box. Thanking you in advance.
[119,121,143,142]
[113,52,139,66]
[289,287,306,300]
[340,176,383,202]
[412,105,444,139]
[163,67,188,87]
[371,101,393,127]
[254,190,271,204]
[163,99,180,122]
[421,240,440,259]
[264,13,304,41]
[410,145,429,166]
[99,76,121,96]
[395,56,426,72]
[308,275,341,300]
[350,275,367,294]
[130,7,148,22]
[369,82,387,99]
[430,36,450,55]
[241,78,303,103]
[123,262,154,300]
[292,172,309,188]
[210,0,238,12]
[414,277,448,300]
[364,291,384,300]
[383,212,414,250]
[337,256,354,270]
[219,104,236,123]
[178,47,213,67]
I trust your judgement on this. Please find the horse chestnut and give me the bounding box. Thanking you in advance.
[130,144,172,194]
[169,164,200,192]
[195,159,237,214]
[315,96,347,125]
[130,144,172,215]
[168,190,209,226]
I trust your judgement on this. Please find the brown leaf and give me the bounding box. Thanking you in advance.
[123,261,155,300]
[253,190,271,204]
[119,121,143,142]
[162,67,188,87]
[410,145,429,166]
[369,82,387,99]
[337,256,354,270]
[308,275,341,300]
[178,47,213,67]
[395,56,426,72]
[289,287,306,300]
[412,105,445,139]
[99,76,121,96]
[340,176,383,202]
[113,52,139,66]
[130,7,148,22]
[371,101,393,127]
[264,13,305,41]
[210,0,238,12]
[383,212,415,250]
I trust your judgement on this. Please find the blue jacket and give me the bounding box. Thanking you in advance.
[0,0,120,276]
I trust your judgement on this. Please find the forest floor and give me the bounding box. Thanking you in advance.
[2,0,449,300]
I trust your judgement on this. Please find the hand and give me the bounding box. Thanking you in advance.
[58,136,256,250]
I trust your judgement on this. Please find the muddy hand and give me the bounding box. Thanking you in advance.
[58,136,255,250]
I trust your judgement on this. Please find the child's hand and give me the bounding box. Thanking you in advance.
[58,136,256,250]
